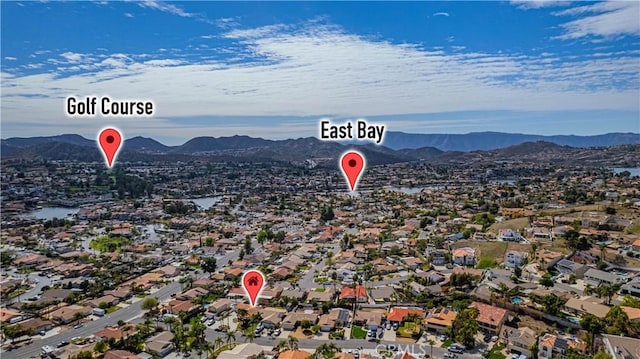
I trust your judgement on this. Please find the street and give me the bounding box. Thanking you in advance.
[3,282,182,359]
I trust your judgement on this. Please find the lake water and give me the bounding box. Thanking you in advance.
[27,207,79,221]
[385,186,445,194]
[612,168,640,177]
[188,196,223,210]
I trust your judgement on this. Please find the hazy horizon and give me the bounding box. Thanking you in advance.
[2,129,639,147]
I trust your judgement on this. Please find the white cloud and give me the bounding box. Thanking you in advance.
[511,0,572,10]
[137,0,195,18]
[4,56,17,61]
[433,12,450,17]
[1,23,638,131]
[553,1,640,39]
[124,12,134,18]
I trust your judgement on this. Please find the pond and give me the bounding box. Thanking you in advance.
[187,196,223,210]
[612,167,640,177]
[26,207,79,221]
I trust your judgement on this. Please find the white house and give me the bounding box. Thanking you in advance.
[504,251,528,268]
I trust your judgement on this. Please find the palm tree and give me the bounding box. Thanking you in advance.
[287,335,299,350]
[276,339,289,352]
[225,330,236,344]
[599,243,607,261]
[427,339,435,358]
[214,337,224,350]
[314,343,340,359]
[246,330,256,343]
[164,316,178,331]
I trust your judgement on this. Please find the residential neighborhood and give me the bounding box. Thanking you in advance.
[1,157,639,359]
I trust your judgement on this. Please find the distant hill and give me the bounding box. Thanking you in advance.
[1,132,638,167]
[382,131,640,151]
[124,136,171,153]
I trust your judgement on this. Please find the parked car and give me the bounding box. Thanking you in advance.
[274,328,281,336]
[73,324,83,329]
[439,334,447,341]
[448,345,464,354]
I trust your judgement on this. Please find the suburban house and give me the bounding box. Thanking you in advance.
[386,307,426,325]
[536,250,564,270]
[538,333,587,359]
[564,297,609,319]
[499,229,522,242]
[206,298,232,316]
[424,307,457,333]
[281,311,319,331]
[85,294,120,308]
[504,251,528,269]
[452,247,476,266]
[217,343,264,359]
[318,308,350,332]
[622,278,640,297]
[354,311,383,331]
[145,331,174,357]
[49,304,92,324]
[370,287,395,303]
[602,334,640,359]
[340,285,368,303]
[470,302,507,335]
[584,268,626,287]
[278,350,312,359]
[555,259,589,279]
[502,326,537,358]
[258,307,286,329]
[430,251,447,266]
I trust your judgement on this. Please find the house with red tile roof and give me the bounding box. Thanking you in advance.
[386,307,426,324]
[470,302,507,335]
[340,285,368,302]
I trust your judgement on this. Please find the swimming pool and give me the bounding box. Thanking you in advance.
[511,296,524,305]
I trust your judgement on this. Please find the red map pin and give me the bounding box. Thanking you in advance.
[340,151,365,192]
[97,127,123,168]
[242,270,265,307]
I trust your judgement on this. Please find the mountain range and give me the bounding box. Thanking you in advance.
[1,132,639,167]
[381,131,640,151]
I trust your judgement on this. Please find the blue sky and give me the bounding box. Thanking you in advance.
[1,1,639,145]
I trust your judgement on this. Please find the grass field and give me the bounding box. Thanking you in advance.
[455,241,509,263]
[488,217,530,233]
[397,322,420,338]
[538,204,604,216]
[351,325,367,339]
[89,236,130,252]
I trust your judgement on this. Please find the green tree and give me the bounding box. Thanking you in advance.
[320,206,335,221]
[593,351,613,359]
[94,340,109,353]
[540,294,567,316]
[314,343,340,359]
[141,297,159,316]
[188,316,207,353]
[2,324,22,343]
[225,330,236,344]
[287,335,299,350]
[595,283,622,305]
[604,305,638,336]
[452,307,479,348]
[580,313,604,353]
[244,238,253,254]
[621,295,640,308]
[539,273,554,288]
[201,257,217,274]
